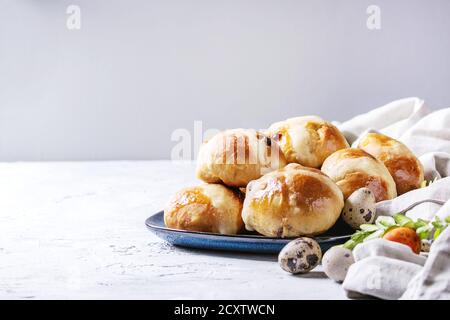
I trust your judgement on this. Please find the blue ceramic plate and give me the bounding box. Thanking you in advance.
[146,211,353,254]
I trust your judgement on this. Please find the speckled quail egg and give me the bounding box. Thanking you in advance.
[342,187,376,229]
[322,246,355,282]
[278,237,322,274]
[421,239,432,253]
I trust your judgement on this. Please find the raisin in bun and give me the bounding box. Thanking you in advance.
[242,163,344,237]
[196,129,287,187]
[267,116,349,168]
[357,132,424,195]
[321,148,397,202]
[164,184,244,234]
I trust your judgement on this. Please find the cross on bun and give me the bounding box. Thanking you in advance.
[242,163,344,237]
[164,184,244,234]
[358,132,424,195]
[321,148,397,202]
[267,116,349,168]
[196,129,287,187]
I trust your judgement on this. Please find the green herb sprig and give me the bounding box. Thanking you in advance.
[343,213,450,250]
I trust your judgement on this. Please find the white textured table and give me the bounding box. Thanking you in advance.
[0,161,346,299]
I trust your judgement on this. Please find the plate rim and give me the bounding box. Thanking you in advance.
[145,211,351,243]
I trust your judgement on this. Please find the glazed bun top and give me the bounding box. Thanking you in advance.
[321,148,397,202]
[358,132,424,195]
[196,129,287,187]
[267,116,349,168]
[242,163,344,238]
[164,184,244,235]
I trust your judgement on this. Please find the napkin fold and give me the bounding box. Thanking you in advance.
[401,225,450,299]
[343,204,450,300]
[342,240,424,300]
[337,97,430,145]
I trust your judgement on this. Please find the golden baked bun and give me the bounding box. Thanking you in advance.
[358,132,424,195]
[321,148,397,202]
[267,116,349,168]
[196,129,287,187]
[242,163,344,237]
[164,184,244,234]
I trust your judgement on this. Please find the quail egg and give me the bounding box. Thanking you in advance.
[322,246,355,282]
[342,187,376,229]
[278,237,322,274]
[421,239,432,253]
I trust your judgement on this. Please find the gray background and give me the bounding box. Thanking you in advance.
[1,0,449,161]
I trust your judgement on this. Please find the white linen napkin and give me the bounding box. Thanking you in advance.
[401,225,450,299]
[375,177,450,221]
[337,97,430,145]
[342,239,425,300]
[335,97,450,300]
